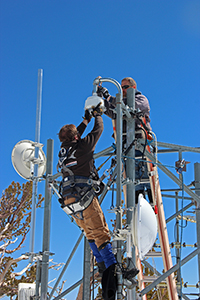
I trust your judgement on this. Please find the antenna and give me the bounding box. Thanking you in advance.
[29,69,43,259]
[11,69,44,260]
[132,194,157,260]
[11,140,46,180]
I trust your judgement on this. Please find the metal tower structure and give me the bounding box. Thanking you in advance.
[14,75,200,300]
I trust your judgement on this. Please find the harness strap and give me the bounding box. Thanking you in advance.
[62,176,100,189]
[62,165,76,175]
[62,189,94,216]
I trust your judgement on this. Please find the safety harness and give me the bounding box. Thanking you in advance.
[57,145,102,218]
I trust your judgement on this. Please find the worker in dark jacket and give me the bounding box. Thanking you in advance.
[58,107,117,299]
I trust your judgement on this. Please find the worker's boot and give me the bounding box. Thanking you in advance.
[101,261,117,300]
[99,243,117,299]
[97,261,106,279]
[123,266,139,280]
[121,258,139,288]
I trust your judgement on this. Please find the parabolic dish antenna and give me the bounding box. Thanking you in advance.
[132,194,157,260]
[11,140,46,180]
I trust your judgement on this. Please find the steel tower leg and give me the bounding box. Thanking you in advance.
[116,92,123,299]
[175,191,181,295]
[82,237,91,300]
[176,150,182,296]
[41,139,54,300]
[195,162,200,295]
[126,87,136,300]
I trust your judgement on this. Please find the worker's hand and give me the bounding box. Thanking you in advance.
[92,102,103,116]
[84,109,92,122]
[96,86,110,100]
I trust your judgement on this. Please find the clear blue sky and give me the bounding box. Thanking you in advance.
[0,1,200,299]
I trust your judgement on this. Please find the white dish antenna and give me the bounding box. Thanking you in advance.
[11,140,46,180]
[132,194,157,260]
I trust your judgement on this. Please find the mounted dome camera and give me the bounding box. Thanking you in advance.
[84,93,106,115]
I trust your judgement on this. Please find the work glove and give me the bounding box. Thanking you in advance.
[84,109,92,122]
[92,102,104,116]
[97,86,110,100]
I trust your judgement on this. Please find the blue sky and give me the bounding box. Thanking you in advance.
[0,0,200,299]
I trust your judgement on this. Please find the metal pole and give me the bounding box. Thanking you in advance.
[93,77,124,299]
[137,146,200,205]
[166,202,194,224]
[82,237,91,300]
[30,69,43,258]
[35,258,41,299]
[126,87,135,225]
[194,162,200,295]
[53,269,98,300]
[149,141,200,154]
[175,191,181,295]
[126,87,136,300]
[93,77,123,101]
[176,150,182,296]
[35,69,43,144]
[116,92,123,299]
[49,232,84,300]
[140,247,200,296]
[41,139,54,300]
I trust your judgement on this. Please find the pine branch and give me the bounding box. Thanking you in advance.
[5,233,27,254]
[0,254,28,284]
[10,262,32,278]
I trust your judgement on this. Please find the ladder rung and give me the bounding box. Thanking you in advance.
[145,251,163,257]
[143,276,167,283]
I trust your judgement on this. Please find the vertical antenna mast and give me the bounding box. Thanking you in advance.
[29,69,43,259]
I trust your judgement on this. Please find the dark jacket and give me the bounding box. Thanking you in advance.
[60,115,103,178]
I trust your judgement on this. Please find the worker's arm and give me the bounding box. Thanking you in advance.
[77,121,87,137]
[82,119,89,126]
[83,114,103,150]
[104,98,117,120]
[76,110,91,137]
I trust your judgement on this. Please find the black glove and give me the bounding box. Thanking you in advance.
[84,109,92,122]
[97,86,110,100]
[92,102,103,116]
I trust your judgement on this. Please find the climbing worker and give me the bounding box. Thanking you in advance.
[97,76,153,205]
[57,103,118,299]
